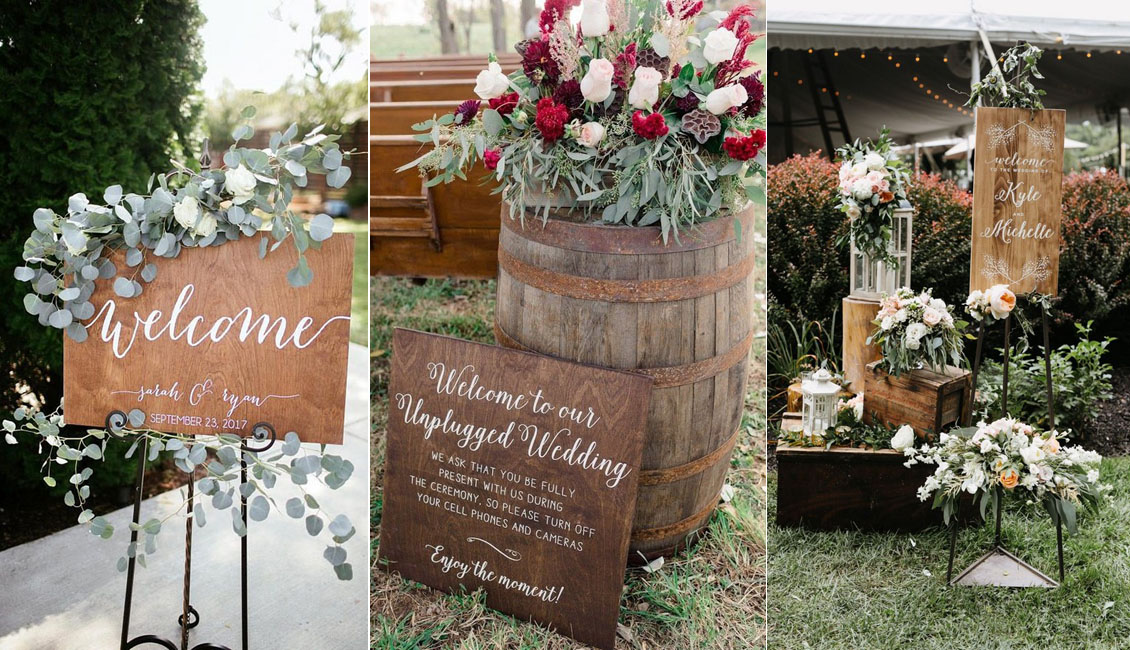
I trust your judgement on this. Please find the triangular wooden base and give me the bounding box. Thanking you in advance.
[950,546,1059,588]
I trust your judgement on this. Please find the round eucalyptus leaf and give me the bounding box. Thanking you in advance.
[231,508,248,536]
[35,273,56,295]
[98,258,117,279]
[281,432,300,456]
[213,489,234,510]
[141,264,158,283]
[73,301,95,320]
[80,264,100,281]
[333,563,353,581]
[114,204,132,223]
[58,287,80,302]
[305,514,323,536]
[249,495,269,522]
[68,193,89,214]
[323,545,346,567]
[112,277,134,298]
[127,409,145,427]
[13,266,34,282]
[123,221,141,247]
[328,514,352,538]
[326,165,351,188]
[285,497,305,519]
[48,309,73,329]
[23,294,40,315]
[125,247,143,267]
[284,160,306,177]
[309,214,334,242]
[65,322,89,343]
[193,503,206,528]
[286,257,313,288]
[322,148,343,171]
[33,208,55,233]
[104,185,123,205]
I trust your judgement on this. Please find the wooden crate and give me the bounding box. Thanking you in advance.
[776,446,942,531]
[863,361,971,441]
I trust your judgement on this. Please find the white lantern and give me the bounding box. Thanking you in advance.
[800,368,840,440]
[849,203,913,300]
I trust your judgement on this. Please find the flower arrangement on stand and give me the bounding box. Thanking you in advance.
[905,417,1107,530]
[965,284,1017,323]
[399,0,766,242]
[4,109,359,579]
[835,128,910,264]
[867,287,967,377]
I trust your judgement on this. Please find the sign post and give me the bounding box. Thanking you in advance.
[380,329,652,650]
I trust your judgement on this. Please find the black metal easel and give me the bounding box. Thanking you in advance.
[945,304,1065,587]
[108,410,277,649]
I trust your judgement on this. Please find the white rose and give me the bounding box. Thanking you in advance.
[576,121,606,148]
[580,0,610,37]
[580,58,615,103]
[839,162,852,181]
[627,66,662,109]
[986,284,1017,320]
[895,308,908,323]
[473,61,510,99]
[1020,445,1046,465]
[703,84,748,115]
[905,321,927,344]
[880,316,894,331]
[930,298,947,312]
[193,211,218,238]
[225,165,258,205]
[846,204,861,220]
[173,195,201,231]
[865,152,885,170]
[851,161,869,178]
[891,424,915,451]
[702,27,739,64]
[922,308,942,327]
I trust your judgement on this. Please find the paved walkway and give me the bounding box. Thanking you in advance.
[0,344,370,650]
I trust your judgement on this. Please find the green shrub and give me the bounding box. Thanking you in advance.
[0,0,205,495]
[976,322,1114,438]
[907,172,974,310]
[766,307,839,419]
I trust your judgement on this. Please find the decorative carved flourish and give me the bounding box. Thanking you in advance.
[467,536,523,562]
[980,254,1051,286]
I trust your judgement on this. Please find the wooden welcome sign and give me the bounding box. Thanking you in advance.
[380,329,651,650]
[63,236,354,444]
[970,106,1065,296]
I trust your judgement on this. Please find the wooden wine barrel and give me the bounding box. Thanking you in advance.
[494,204,755,562]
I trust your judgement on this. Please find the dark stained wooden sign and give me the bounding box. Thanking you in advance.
[63,235,354,444]
[380,329,652,650]
[971,106,1065,296]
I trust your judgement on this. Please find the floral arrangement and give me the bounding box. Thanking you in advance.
[965,284,1017,323]
[835,128,910,264]
[868,287,967,377]
[904,417,1106,531]
[4,108,358,579]
[399,0,766,242]
[779,392,908,451]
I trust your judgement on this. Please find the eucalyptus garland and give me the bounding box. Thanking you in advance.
[4,106,358,579]
[14,105,352,341]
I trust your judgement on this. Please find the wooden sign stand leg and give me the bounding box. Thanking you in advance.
[112,411,278,650]
[945,305,1065,587]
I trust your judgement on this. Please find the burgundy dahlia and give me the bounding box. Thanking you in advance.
[452,99,481,126]
[738,74,765,117]
[489,92,520,116]
[552,79,584,115]
[518,37,560,85]
[535,97,570,141]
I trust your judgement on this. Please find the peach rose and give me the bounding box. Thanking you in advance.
[1000,469,1019,489]
[987,284,1016,320]
[1043,437,1060,454]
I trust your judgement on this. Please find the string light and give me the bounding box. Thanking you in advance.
[808,48,814,54]
[797,79,803,85]
[1057,53,1063,60]
[895,62,901,68]
[943,55,949,62]
[1086,51,1092,58]
[821,87,828,93]
[913,76,919,81]
[860,52,866,59]
[915,54,920,62]
[772,70,779,77]
[833,50,839,57]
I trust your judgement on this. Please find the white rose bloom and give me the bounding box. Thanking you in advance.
[580,0,610,37]
[880,316,894,331]
[865,152,886,170]
[627,66,663,109]
[851,177,872,200]
[905,322,927,347]
[922,307,942,327]
[702,27,739,64]
[930,298,947,312]
[839,162,852,181]
[891,424,915,451]
[851,161,869,178]
[576,121,606,148]
[703,84,748,115]
[225,165,258,205]
[846,204,862,220]
[473,61,511,99]
[1020,445,1046,465]
[895,308,908,322]
[173,195,201,231]
[580,58,615,103]
[986,284,1017,320]
[193,211,218,238]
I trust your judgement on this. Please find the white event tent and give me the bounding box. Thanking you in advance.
[766,0,1130,165]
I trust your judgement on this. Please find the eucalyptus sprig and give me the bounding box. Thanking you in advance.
[2,405,358,580]
[13,106,353,342]
[965,42,1047,110]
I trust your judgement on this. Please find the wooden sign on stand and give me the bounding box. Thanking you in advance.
[63,236,354,444]
[380,329,652,650]
[970,106,1065,296]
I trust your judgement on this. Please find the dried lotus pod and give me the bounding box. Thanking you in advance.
[680,108,721,144]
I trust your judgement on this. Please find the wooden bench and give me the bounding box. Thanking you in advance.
[370,101,461,135]
[370,79,479,103]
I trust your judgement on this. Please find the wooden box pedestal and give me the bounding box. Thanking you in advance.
[863,362,972,441]
[776,446,941,532]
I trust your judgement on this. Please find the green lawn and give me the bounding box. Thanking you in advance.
[334,217,368,346]
[767,457,1130,649]
[372,24,501,59]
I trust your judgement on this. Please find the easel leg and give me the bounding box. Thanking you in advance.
[946,500,961,584]
[1001,315,1011,419]
[1041,306,1056,429]
[121,437,149,650]
[180,480,196,650]
[241,449,250,650]
[965,321,987,426]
